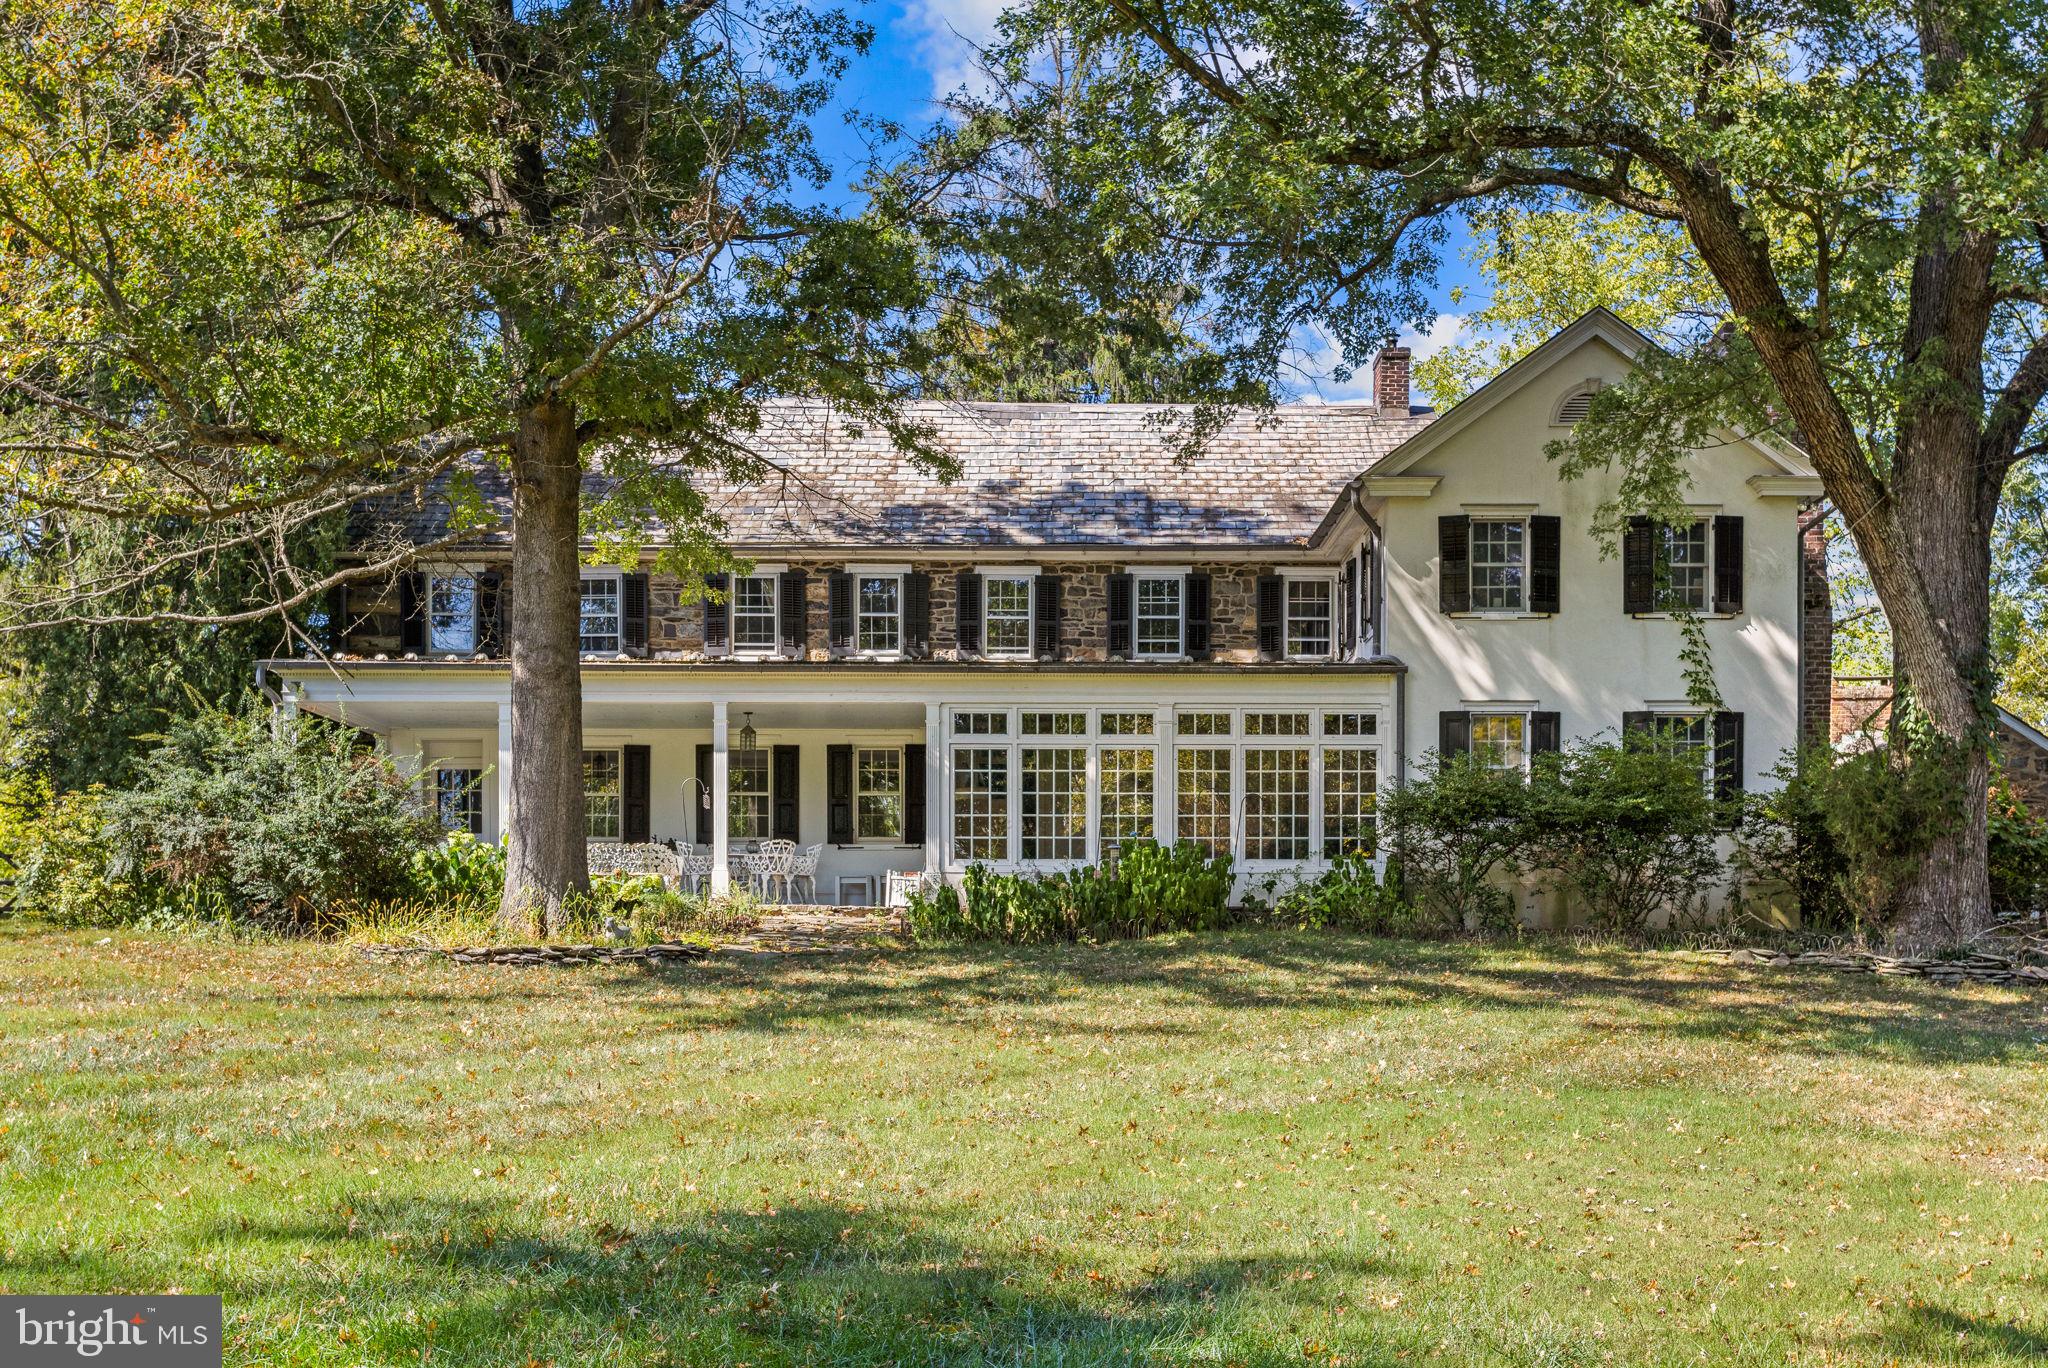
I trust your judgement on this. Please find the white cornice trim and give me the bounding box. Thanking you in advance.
[1362,474,1443,498]
[1747,475,1826,498]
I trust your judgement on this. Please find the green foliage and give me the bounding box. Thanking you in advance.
[1730,749,1858,935]
[1988,778,2048,916]
[1525,738,1725,932]
[408,833,507,912]
[11,786,133,926]
[87,704,438,925]
[1267,855,1421,934]
[905,841,1236,944]
[1379,753,1532,932]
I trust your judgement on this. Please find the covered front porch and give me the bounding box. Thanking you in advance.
[267,662,1402,903]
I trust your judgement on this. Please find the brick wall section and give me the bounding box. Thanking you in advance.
[336,559,1290,663]
[1797,503,1833,747]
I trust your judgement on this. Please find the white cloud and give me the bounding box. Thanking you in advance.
[1401,313,1469,364]
[898,0,1009,99]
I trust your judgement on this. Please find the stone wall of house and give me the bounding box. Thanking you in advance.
[337,559,1283,662]
[1999,716,2048,809]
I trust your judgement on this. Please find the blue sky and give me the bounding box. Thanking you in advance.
[814,0,1486,403]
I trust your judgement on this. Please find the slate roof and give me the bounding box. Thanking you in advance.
[358,398,1435,552]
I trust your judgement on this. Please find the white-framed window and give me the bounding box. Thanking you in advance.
[857,574,902,654]
[1020,745,1088,861]
[952,747,1009,862]
[983,575,1034,657]
[1098,747,1156,844]
[1135,574,1184,657]
[428,573,477,654]
[1470,713,1528,773]
[1657,521,1711,612]
[1322,747,1378,858]
[1175,745,1234,855]
[1244,745,1312,861]
[1284,577,1335,658]
[579,575,622,654]
[732,574,780,651]
[857,747,904,841]
[432,766,483,835]
[1645,711,1715,785]
[730,749,770,838]
[1470,520,1527,612]
[583,749,622,840]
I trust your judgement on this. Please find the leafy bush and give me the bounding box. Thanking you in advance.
[1267,854,1421,933]
[1989,776,2048,915]
[1379,752,1533,931]
[10,784,154,925]
[409,833,507,909]
[905,840,1236,944]
[1730,748,1856,933]
[1525,738,1725,931]
[89,704,438,924]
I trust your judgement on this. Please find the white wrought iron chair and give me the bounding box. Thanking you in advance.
[788,843,824,903]
[587,841,684,891]
[756,839,797,902]
[679,849,714,896]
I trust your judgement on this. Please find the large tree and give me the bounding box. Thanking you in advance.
[0,0,947,927]
[956,0,2048,945]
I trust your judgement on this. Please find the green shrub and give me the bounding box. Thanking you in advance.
[1525,737,1725,932]
[1379,752,1533,932]
[1989,776,2048,915]
[10,784,157,925]
[409,833,507,910]
[91,704,438,925]
[906,841,1236,944]
[1730,747,1857,933]
[1268,854,1420,933]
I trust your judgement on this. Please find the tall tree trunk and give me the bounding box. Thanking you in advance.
[498,396,589,932]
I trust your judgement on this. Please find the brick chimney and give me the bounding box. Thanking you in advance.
[1374,346,1411,413]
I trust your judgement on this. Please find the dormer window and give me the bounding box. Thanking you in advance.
[428,573,477,653]
[1284,577,1334,658]
[858,574,902,653]
[1135,574,1184,657]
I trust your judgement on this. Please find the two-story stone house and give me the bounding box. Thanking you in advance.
[263,309,1828,904]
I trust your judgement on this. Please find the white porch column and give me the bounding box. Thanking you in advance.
[1153,704,1176,844]
[495,702,513,844]
[923,702,944,875]
[710,700,731,895]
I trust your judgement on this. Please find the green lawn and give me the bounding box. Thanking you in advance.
[2,927,2045,1366]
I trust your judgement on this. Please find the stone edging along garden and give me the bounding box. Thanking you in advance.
[358,942,708,966]
[1706,946,2048,988]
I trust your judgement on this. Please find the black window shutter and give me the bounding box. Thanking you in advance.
[1713,515,1745,614]
[623,573,649,653]
[1621,711,1654,739]
[772,744,800,840]
[1531,710,1562,754]
[1439,710,1472,756]
[1438,516,1471,614]
[1106,573,1134,657]
[827,572,854,650]
[1338,561,1356,657]
[1622,517,1656,613]
[1185,572,1213,659]
[779,569,808,654]
[1034,574,1063,659]
[694,743,715,845]
[399,570,426,654]
[904,743,927,846]
[1529,515,1562,614]
[703,572,729,651]
[826,744,854,844]
[956,572,983,653]
[1713,711,1745,801]
[622,744,651,843]
[1255,574,1285,658]
[325,583,350,653]
[905,570,932,656]
[474,571,503,657]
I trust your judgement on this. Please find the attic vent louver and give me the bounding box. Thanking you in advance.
[1554,389,1596,425]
